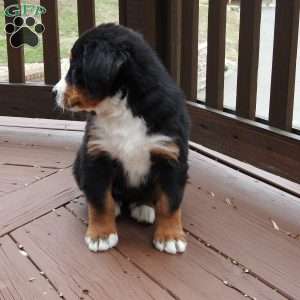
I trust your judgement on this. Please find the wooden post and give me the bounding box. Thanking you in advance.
[118,0,182,85]
[41,0,61,84]
[269,0,300,131]
[77,0,95,36]
[206,0,227,110]
[236,0,262,119]
[4,0,25,83]
[180,0,199,100]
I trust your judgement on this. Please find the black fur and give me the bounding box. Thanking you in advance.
[71,23,190,212]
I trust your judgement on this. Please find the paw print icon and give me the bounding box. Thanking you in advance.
[5,16,45,48]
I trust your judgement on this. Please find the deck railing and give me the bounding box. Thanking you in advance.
[1,0,300,183]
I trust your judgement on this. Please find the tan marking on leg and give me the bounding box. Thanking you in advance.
[153,191,186,254]
[86,190,117,240]
[154,193,185,242]
[150,143,179,161]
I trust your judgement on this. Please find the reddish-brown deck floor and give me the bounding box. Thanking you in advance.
[0,117,299,300]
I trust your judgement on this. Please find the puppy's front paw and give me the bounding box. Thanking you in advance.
[153,239,187,254]
[153,230,187,254]
[130,204,155,224]
[86,198,118,252]
[85,233,118,252]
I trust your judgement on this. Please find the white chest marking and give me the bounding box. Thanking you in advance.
[88,95,172,187]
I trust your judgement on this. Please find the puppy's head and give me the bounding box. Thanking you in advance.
[53,24,128,112]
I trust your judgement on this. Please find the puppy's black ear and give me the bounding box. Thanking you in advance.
[82,41,127,98]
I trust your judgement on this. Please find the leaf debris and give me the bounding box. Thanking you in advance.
[271,219,280,231]
[19,249,28,257]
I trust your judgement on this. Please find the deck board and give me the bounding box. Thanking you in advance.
[0,118,298,299]
[12,208,175,300]
[0,164,55,197]
[0,126,82,150]
[0,168,79,236]
[190,141,300,198]
[0,235,60,300]
[182,184,300,299]
[183,153,300,299]
[67,197,286,300]
[189,151,300,235]
[0,116,84,131]
[0,143,74,169]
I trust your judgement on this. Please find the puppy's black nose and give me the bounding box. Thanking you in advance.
[52,89,57,98]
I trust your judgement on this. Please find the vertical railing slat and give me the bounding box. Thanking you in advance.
[181,0,199,100]
[77,0,95,36]
[119,0,182,84]
[4,0,25,83]
[236,0,262,120]
[163,0,182,84]
[269,0,300,131]
[118,0,157,49]
[118,0,127,25]
[41,0,61,84]
[142,0,158,50]
[205,0,227,109]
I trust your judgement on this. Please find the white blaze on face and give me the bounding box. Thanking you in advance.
[52,59,70,109]
[52,78,67,109]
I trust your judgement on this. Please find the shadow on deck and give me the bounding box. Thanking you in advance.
[0,117,299,300]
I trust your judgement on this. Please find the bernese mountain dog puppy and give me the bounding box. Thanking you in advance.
[53,23,190,255]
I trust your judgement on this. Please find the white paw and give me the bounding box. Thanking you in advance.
[130,204,155,224]
[85,233,118,252]
[153,239,187,254]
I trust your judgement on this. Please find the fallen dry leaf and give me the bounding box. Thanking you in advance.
[19,250,28,257]
[225,197,233,206]
[271,219,280,231]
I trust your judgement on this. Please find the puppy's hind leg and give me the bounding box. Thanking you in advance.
[130,203,155,224]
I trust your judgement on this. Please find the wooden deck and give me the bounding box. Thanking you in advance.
[0,117,299,300]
